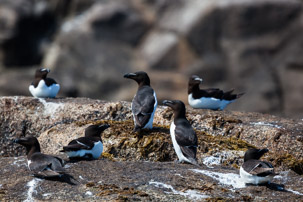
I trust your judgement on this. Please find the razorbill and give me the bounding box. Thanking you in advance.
[29,68,60,98]
[124,71,157,132]
[240,148,277,185]
[14,136,67,178]
[60,124,110,159]
[163,100,198,166]
[188,75,244,110]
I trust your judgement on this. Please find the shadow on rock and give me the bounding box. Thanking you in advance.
[246,182,287,192]
[66,157,96,163]
[266,183,287,192]
[32,173,78,185]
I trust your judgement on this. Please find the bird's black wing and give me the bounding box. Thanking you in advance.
[193,88,224,99]
[29,153,66,177]
[174,120,198,160]
[132,86,156,128]
[205,88,224,97]
[243,160,275,177]
[44,78,58,87]
[222,90,244,100]
[61,137,95,152]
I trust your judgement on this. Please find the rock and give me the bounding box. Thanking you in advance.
[140,31,178,70]
[42,0,151,99]
[88,1,151,46]
[1,156,303,201]
[184,0,303,118]
[0,0,60,66]
[1,96,303,200]
[158,0,213,35]
[1,96,302,173]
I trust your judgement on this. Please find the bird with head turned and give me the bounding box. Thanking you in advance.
[60,124,110,160]
[188,75,244,110]
[240,148,277,185]
[29,68,60,98]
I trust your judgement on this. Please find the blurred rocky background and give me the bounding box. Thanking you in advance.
[0,0,302,119]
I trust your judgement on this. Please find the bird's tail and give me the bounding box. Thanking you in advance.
[188,157,202,168]
[236,92,245,99]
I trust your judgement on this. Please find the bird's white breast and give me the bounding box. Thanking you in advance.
[188,94,233,110]
[170,122,190,163]
[27,160,32,170]
[143,91,158,129]
[29,80,60,98]
[239,166,273,185]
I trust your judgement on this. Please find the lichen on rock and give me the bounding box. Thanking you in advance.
[1,96,303,201]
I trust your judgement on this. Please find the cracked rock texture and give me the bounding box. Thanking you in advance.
[0,96,303,201]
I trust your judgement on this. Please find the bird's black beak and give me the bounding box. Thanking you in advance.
[123,73,136,79]
[13,139,20,143]
[99,124,110,130]
[259,148,269,153]
[41,68,50,73]
[163,100,173,106]
[194,77,203,83]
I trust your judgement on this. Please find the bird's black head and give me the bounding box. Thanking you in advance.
[14,136,41,155]
[123,71,150,86]
[163,100,186,119]
[244,148,269,162]
[188,75,203,94]
[85,124,110,138]
[35,68,50,79]
[189,75,203,85]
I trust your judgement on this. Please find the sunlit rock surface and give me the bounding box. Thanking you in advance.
[0,96,303,200]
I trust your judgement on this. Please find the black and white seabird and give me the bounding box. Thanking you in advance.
[29,68,60,98]
[188,75,244,110]
[60,124,110,159]
[124,71,157,132]
[163,100,198,166]
[14,136,66,178]
[240,148,277,185]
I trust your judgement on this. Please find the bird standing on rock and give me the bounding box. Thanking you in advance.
[240,148,277,185]
[60,124,110,160]
[188,75,244,110]
[14,136,67,178]
[124,71,157,132]
[29,68,60,98]
[163,100,198,166]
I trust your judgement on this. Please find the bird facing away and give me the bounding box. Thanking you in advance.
[29,68,60,98]
[14,136,67,178]
[124,71,157,132]
[163,100,198,166]
[188,75,244,110]
[60,124,110,160]
[240,148,277,185]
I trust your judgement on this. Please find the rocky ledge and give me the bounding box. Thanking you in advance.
[0,96,303,201]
